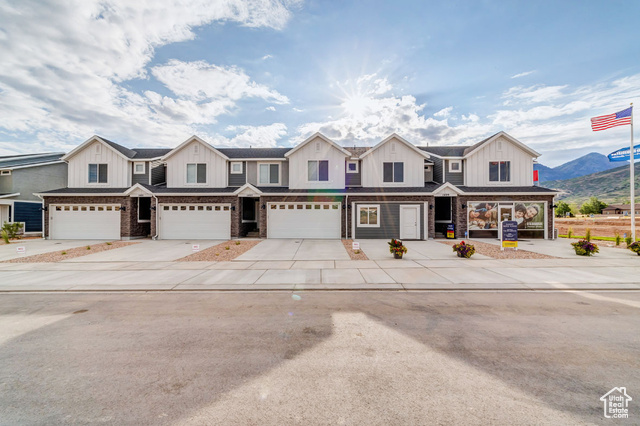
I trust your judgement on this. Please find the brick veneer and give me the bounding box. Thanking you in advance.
[456,195,556,239]
[153,196,240,238]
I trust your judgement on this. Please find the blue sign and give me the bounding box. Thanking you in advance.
[446,223,455,239]
[608,144,640,162]
[501,221,518,248]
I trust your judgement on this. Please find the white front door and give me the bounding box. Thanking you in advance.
[267,202,341,239]
[159,204,231,240]
[400,205,420,240]
[50,204,121,240]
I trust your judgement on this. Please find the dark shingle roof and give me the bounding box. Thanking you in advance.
[151,186,237,193]
[99,137,137,158]
[217,148,292,159]
[131,148,172,159]
[418,146,469,157]
[39,187,129,194]
[344,147,371,157]
[462,133,497,156]
[457,186,557,193]
[0,153,65,168]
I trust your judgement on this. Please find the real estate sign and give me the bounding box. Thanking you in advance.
[501,220,518,249]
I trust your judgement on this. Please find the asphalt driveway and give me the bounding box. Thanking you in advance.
[236,239,350,261]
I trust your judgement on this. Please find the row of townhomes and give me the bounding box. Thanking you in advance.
[36,132,557,241]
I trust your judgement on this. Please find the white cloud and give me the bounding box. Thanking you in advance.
[433,107,453,118]
[503,84,568,105]
[511,70,536,79]
[0,0,298,152]
[223,123,287,147]
[265,106,277,111]
[261,54,273,60]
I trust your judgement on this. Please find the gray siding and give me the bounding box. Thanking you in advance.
[150,161,166,185]
[132,162,150,185]
[228,161,247,187]
[12,163,67,201]
[424,166,434,183]
[444,160,464,185]
[431,158,444,183]
[281,161,289,187]
[0,174,12,193]
[354,203,424,240]
[345,171,361,186]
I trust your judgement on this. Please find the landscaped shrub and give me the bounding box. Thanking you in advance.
[571,239,599,256]
[585,228,592,242]
[2,222,23,239]
[1,229,9,244]
[567,227,573,239]
[388,239,408,258]
[615,233,622,246]
[626,236,633,246]
[628,241,640,256]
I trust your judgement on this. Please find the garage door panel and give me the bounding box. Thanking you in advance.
[159,204,230,240]
[50,205,120,240]
[267,202,341,239]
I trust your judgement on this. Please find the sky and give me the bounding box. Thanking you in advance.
[0,0,639,167]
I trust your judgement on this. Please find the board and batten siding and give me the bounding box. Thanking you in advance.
[354,202,424,240]
[67,141,130,188]
[361,138,426,187]
[444,160,464,185]
[464,135,534,186]
[165,140,227,188]
[287,137,347,189]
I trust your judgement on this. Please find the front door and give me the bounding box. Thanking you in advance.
[400,205,420,240]
[498,205,514,239]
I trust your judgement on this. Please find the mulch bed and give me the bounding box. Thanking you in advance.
[342,239,369,260]
[177,239,261,261]
[439,240,557,259]
[4,241,138,263]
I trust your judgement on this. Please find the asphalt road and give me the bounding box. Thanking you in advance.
[0,291,638,425]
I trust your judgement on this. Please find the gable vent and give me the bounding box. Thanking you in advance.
[95,144,101,153]
[315,142,320,152]
[194,144,199,154]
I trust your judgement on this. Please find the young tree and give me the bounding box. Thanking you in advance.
[579,197,608,215]
[555,201,572,217]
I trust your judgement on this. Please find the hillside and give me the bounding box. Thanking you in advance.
[535,152,619,182]
[544,162,640,204]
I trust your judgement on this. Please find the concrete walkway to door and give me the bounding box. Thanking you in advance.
[235,239,350,261]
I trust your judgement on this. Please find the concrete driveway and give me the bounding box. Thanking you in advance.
[0,239,107,262]
[65,239,224,262]
[357,239,492,260]
[236,239,350,261]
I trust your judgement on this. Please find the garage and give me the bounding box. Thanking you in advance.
[267,202,341,239]
[159,203,231,240]
[50,204,121,240]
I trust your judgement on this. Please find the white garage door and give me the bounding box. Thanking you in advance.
[50,204,121,240]
[159,204,231,240]
[267,202,341,239]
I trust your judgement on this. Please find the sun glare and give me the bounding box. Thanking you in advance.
[342,94,369,118]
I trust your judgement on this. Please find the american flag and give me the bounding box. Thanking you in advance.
[591,107,632,131]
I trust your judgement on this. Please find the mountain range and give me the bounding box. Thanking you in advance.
[534,152,619,182]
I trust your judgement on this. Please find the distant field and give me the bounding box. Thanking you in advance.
[555,217,637,238]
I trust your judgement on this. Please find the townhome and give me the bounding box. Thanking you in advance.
[37,131,556,240]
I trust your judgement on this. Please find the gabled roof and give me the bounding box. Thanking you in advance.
[418,146,469,158]
[344,147,370,157]
[463,131,540,158]
[284,132,352,157]
[432,182,464,196]
[0,153,65,169]
[359,133,431,159]
[218,147,291,159]
[62,135,134,162]
[161,135,229,161]
[131,148,172,159]
[233,183,262,196]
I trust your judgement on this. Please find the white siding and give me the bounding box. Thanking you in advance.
[361,137,425,187]
[67,141,130,188]
[165,140,227,188]
[464,135,534,186]
[287,136,347,189]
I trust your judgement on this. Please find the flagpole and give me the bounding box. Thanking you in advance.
[631,102,635,241]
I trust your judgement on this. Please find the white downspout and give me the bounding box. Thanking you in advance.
[36,194,45,240]
[344,194,348,239]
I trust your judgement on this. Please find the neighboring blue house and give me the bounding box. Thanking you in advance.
[0,153,67,234]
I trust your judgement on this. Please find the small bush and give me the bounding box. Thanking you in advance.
[235,241,241,245]
[585,228,592,242]
[61,251,67,255]
[571,239,599,256]
[628,241,640,255]
[1,229,9,244]
[615,233,622,246]
[567,227,573,238]
[106,242,112,246]
[225,246,230,250]
[2,222,24,239]
[354,249,360,254]
[86,246,91,250]
[626,236,633,246]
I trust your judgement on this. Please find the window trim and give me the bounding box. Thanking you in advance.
[0,170,11,176]
[307,160,329,182]
[186,163,207,185]
[230,161,243,175]
[357,204,380,228]
[346,161,359,174]
[258,162,281,186]
[133,162,146,175]
[88,163,108,184]
[382,162,404,184]
[488,160,511,183]
[448,160,461,173]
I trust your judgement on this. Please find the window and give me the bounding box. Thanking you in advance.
[0,170,10,175]
[489,161,511,182]
[138,197,151,222]
[358,205,379,227]
[88,164,108,183]
[449,160,461,173]
[259,163,280,185]
[230,162,243,174]
[346,161,358,173]
[134,162,145,174]
[383,162,404,183]
[308,160,329,181]
[186,163,206,184]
